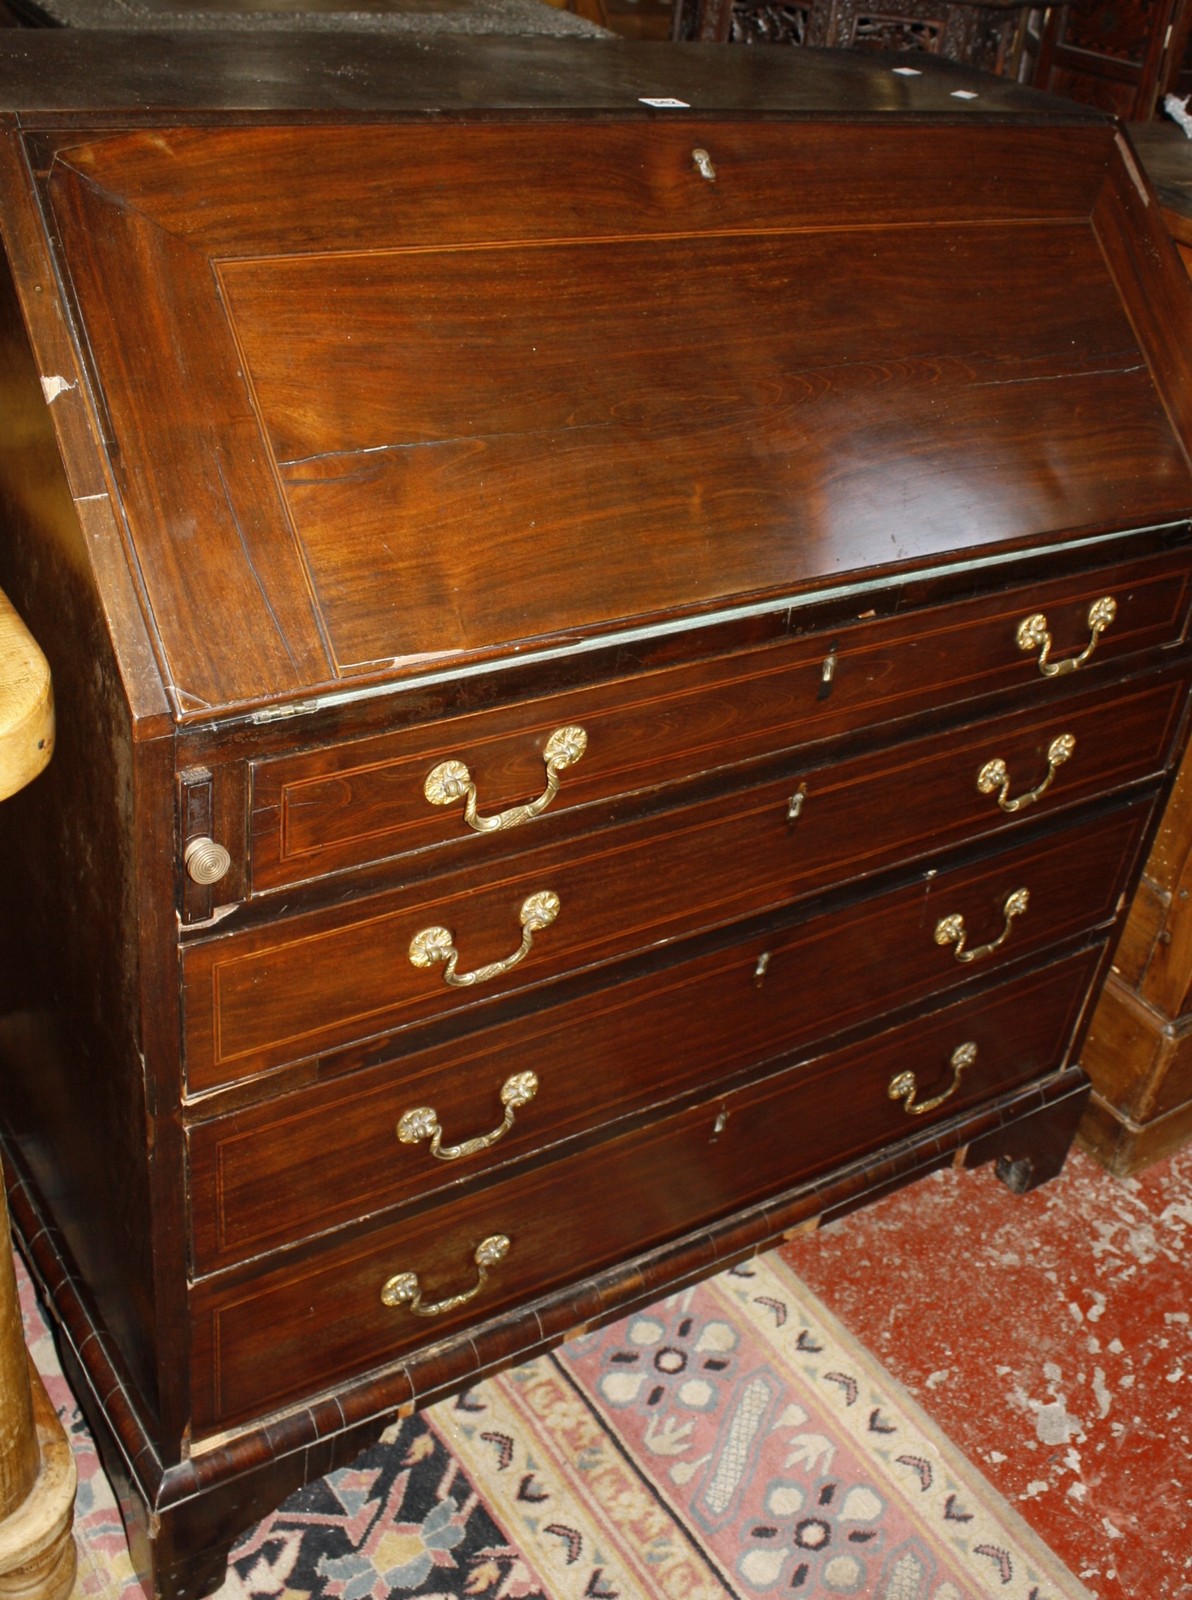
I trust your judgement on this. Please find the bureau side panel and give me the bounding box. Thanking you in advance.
[0,190,176,1437]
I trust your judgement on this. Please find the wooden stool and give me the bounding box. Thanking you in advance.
[0,586,74,1600]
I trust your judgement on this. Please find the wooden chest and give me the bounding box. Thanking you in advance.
[2,31,1192,1599]
[1072,124,1192,1175]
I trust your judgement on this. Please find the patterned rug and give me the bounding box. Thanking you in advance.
[15,1248,1091,1600]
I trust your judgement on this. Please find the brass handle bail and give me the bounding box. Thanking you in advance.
[935,888,1030,964]
[424,725,587,834]
[408,891,560,988]
[977,733,1075,814]
[1016,596,1116,678]
[381,1234,510,1318]
[888,1041,977,1116]
[397,1071,539,1161]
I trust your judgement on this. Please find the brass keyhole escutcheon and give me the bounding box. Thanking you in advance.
[692,147,717,181]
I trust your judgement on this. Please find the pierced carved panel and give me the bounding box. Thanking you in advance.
[678,0,1024,71]
[730,3,812,42]
[847,12,944,49]
[1061,0,1162,63]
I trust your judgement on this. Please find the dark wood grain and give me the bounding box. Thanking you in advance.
[250,541,1192,889]
[183,670,1187,1091]
[0,35,1189,1599]
[0,33,1103,119]
[189,948,1097,1432]
[41,117,1192,710]
[187,801,1149,1272]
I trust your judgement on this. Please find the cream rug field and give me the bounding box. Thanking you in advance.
[16,1248,1090,1600]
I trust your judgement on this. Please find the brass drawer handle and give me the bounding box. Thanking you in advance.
[381,1234,510,1318]
[1016,596,1116,678]
[934,888,1029,964]
[888,1041,977,1117]
[397,1071,539,1161]
[408,891,560,988]
[424,725,587,833]
[977,733,1075,814]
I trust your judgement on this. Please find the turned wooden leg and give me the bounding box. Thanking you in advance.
[0,1177,76,1600]
[0,1181,38,1527]
[0,588,74,1600]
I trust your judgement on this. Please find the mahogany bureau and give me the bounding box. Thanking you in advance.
[1,31,1192,1599]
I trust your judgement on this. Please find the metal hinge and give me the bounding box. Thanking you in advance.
[251,699,320,725]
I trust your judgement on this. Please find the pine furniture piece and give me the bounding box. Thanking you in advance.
[1075,120,1192,1174]
[2,31,1192,1600]
[0,587,74,1600]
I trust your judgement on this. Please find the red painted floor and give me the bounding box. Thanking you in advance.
[781,1140,1192,1600]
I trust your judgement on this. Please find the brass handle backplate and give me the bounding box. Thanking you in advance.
[888,1041,977,1117]
[397,1071,538,1161]
[935,888,1030,964]
[381,1234,510,1318]
[1016,596,1116,678]
[424,725,587,834]
[408,891,560,988]
[977,733,1075,814]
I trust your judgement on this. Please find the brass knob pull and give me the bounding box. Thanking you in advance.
[408,891,560,988]
[184,835,232,885]
[424,725,587,834]
[397,1071,539,1161]
[888,1041,977,1117]
[381,1234,511,1318]
[1016,596,1116,678]
[977,733,1075,814]
[934,888,1029,964]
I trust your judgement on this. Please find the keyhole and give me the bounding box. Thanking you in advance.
[692,147,717,182]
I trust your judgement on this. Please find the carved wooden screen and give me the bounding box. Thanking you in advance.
[1033,0,1184,118]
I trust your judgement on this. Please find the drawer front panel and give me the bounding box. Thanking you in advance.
[188,803,1149,1272]
[251,543,1192,891]
[188,948,1097,1434]
[185,674,1185,1091]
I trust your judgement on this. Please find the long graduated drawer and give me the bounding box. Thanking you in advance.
[188,799,1149,1272]
[188,948,1098,1433]
[250,535,1192,892]
[183,669,1186,1092]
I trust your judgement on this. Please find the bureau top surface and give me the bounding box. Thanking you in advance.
[0,33,1099,117]
[2,35,1191,724]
